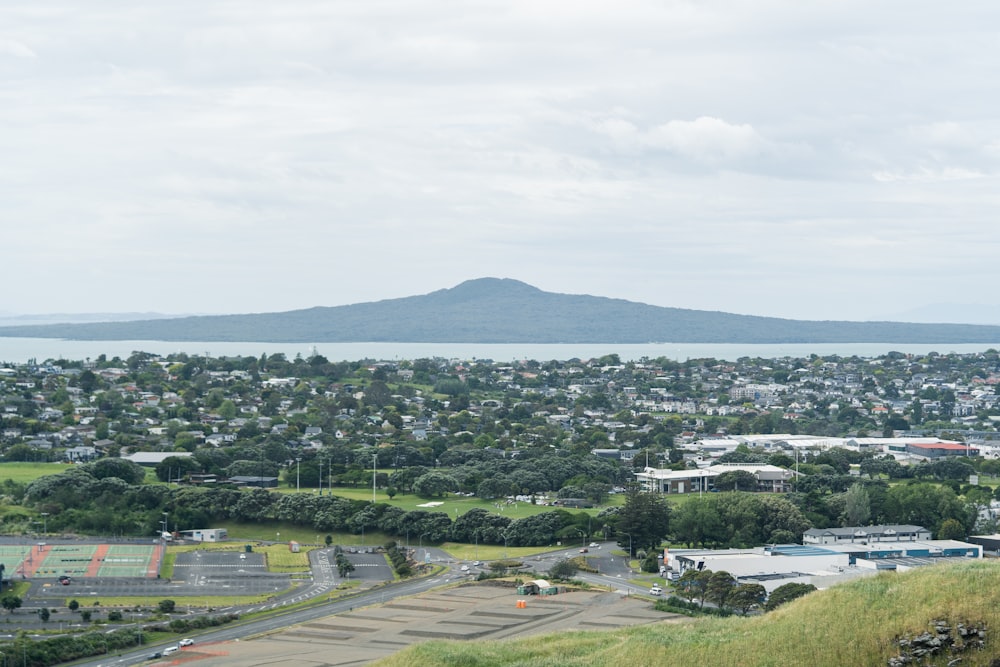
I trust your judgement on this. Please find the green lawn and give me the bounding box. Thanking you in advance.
[273,486,624,520]
[0,462,70,483]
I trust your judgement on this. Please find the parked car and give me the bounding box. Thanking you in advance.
[58,575,71,585]
[579,548,588,553]
[589,543,599,548]
[146,652,162,660]
[163,646,179,656]
[460,565,470,572]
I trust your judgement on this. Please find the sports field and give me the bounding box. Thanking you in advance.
[0,542,162,579]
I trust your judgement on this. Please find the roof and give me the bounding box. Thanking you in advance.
[907,442,975,451]
[803,525,929,537]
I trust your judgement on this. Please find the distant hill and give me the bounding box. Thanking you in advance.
[3,278,1000,344]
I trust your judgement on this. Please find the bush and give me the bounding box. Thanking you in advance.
[158,599,176,613]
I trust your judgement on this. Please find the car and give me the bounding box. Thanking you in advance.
[472,561,481,566]
[163,646,179,656]
[579,548,588,553]
[147,652,162,660]
[649,585,663,596]
[239,553,246,560]
[589,542,599,548]
[178,638,194,647]
[58,575,71,585]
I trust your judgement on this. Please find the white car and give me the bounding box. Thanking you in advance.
[179,638,194,647]
[589,543,599,548]
[460,565,470,572]
[472,561,481,566]
[649,586,663,596]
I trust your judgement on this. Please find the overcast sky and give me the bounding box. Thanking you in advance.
[3,1,999,323]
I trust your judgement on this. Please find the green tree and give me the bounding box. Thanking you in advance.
[158,599,176,613]
[548,558,579,580]
[616,486,671,556]
[938,517,966,540]
[68,600,79,612]
[706,570,736,609]
[764,582,817,611]
[38,607,50,622]
[842,483,871,527]
[729,583,767,615]
[412,471,457,498]
[1,594,22,613]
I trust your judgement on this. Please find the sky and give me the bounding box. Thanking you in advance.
[3,1,1000,323]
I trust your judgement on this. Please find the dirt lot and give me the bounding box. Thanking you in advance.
[170,583,686,666]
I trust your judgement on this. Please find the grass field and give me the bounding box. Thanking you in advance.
[280,486,625,518]
[0,462,70,483]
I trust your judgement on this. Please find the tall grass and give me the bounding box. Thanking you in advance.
[373,561,1000,667]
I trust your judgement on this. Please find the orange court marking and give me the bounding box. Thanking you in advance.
[85,544,111,577]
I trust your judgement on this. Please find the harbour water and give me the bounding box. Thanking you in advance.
[1,338,999,364]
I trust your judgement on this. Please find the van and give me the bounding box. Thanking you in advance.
[163,646,179,656]
[649,585,663,596]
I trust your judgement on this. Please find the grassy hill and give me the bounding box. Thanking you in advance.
[373,561,1000,667]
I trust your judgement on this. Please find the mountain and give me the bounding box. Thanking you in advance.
[3,278,1000,344]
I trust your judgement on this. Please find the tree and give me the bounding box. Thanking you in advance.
[38,607,50,622]
[938,517,966,540]
[325,535,333,547]
[412,472,457,498]
[1,594,21,613]
[68,600,79,612]
[616,486,671,556]
[158,599,176,613]
[706,570,737,609]
[729,583,767,615]
[548,558,579,580]
[842,483,871,527]
[675,569,712,608]
[81,610,92,622]
[714,470,758,492]
[765,582,817,611]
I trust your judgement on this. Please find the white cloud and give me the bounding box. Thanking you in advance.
[0,38,35,58]
[1,0,1000,323]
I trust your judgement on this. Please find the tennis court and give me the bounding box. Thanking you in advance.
[0,545,32,576]
[0,542,161,579]
[98,544,157,577]
[35,544,98,577]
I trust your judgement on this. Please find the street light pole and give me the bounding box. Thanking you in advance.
[40,513,48,536]
[296,457,301,492]
[372,452,378,504]
[318,459,323,496]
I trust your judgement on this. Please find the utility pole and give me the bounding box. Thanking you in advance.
[372,452,378,503]
[296,457,301,492]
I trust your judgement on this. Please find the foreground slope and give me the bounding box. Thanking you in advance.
[4,278,1000,343]
[374,561,1000,667]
